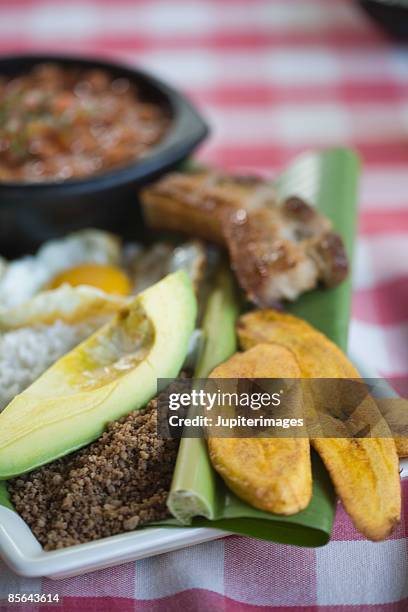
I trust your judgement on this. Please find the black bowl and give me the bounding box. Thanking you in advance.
[0,54,209,257]
[359,0,408,40]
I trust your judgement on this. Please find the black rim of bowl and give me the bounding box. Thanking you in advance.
[0,53,209,194]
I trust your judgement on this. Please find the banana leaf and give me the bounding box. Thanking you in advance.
[279,148,358,350]
[156,147,360,546]
[0,147,359,548]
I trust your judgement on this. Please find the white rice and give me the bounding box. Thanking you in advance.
[0,318,106,412]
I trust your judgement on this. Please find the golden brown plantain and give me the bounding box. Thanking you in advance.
[395,438,408,457]
[310,437,400,540]
[238,309,354,377]
[376,397,408,458]
[207,344,312,515]
[237,309,401,541]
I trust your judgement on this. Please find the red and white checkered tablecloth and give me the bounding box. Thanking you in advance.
[1,0,408,609]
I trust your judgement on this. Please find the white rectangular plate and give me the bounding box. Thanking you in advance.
[0,353,405,579]
[0,518,225,579]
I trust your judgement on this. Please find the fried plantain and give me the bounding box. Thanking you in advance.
[207,344,312,515]
[237,309,401,541]
[395,438,408,457]
[377,397,408,458]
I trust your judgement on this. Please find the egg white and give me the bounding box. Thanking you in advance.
[0,229,121,310]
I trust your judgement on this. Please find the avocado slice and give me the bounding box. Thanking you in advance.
[0,271,196,479]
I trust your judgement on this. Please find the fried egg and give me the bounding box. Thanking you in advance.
[0,230,121,309]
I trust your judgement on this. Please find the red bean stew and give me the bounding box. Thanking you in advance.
[0,63,170,182]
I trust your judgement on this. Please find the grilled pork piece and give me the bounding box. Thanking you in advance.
[141,171,349,304]
[224,199,348,305]
[141,171,263,243]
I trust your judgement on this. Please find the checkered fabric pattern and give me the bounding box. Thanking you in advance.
[1,0,408,609]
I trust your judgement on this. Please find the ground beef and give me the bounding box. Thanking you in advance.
[8,400,178,550]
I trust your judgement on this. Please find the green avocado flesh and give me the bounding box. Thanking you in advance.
[0,271,197,480]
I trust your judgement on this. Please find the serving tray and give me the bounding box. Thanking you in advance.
[0,148,364,578]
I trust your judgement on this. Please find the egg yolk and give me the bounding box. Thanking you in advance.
[49,264,132,296]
